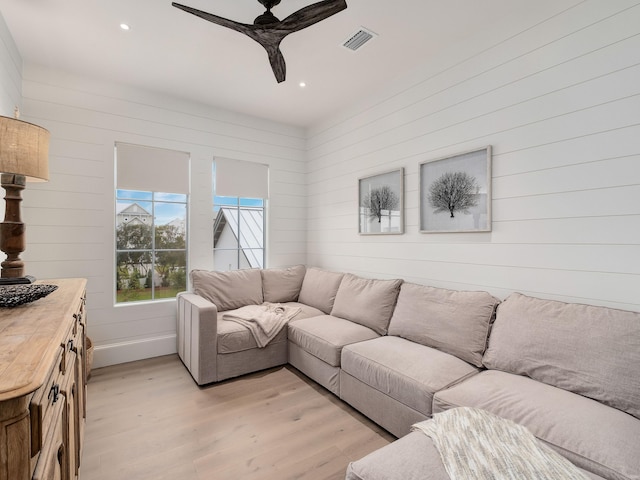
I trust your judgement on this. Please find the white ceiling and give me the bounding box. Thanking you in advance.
[0,0,577,128]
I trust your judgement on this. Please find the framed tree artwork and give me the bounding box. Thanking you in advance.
[420,146,492,233]
[359,168,404,235]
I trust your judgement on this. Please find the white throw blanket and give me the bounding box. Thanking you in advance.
[222,303,301,348]
[412,407,588,480]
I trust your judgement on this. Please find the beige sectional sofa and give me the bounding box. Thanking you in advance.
[176,265,640,480]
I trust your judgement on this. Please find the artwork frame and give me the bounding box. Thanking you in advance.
[358,167,404,235]
[419,146,492,233]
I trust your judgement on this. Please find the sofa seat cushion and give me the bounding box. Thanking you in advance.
[217,313,288,354]
[283,302,325,322]
[216,303,323,354]
[287,315,379,367]
[433,370,640,480]
[346,431,606,480]
[341,336,479,416]
[346,431,449,480]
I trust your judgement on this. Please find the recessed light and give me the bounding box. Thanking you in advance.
[299,82,307,88]
[120,23,131,31]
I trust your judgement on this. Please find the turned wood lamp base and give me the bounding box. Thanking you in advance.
[0,112,50,284]
[0,173,35,285]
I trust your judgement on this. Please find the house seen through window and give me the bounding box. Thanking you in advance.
[213,196,265,270]
[116,190,188,303]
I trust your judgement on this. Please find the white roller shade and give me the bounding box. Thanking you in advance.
[214,158,269,199]
[116,142,190,194]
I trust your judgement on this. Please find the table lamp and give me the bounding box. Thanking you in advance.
[0,110,50,285]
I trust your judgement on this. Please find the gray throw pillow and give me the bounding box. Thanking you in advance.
[261,265,306,303]
[331,274,403,335]
[388,283,500,367]
[190,268,263,311]
[298,267,344,314]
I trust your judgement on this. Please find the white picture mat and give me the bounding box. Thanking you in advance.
[420,147,491,233]
[359,168,404,235]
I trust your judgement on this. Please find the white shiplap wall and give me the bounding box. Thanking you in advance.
[18,65,307,368]
[306,0,640,312]
[0,12,20,117]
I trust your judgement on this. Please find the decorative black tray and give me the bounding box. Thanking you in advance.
[0,284,58,308]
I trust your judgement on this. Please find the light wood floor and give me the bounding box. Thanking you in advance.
[79,355,395,480]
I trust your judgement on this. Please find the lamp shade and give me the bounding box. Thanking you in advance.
[0,115,50,182]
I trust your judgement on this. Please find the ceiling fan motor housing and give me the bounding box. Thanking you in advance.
[258,0,281,10]
[255,11,279,25]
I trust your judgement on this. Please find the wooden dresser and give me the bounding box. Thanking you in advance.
[0,278,87,480]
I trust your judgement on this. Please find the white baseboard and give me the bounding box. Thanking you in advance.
[92,334,177,369]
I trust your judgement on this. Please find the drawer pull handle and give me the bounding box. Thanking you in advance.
[48,384,60,404]
[68,339,75,352]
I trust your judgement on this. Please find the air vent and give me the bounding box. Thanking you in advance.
[342,27,377,51]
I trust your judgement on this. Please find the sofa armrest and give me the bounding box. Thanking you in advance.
[177,292,219,385]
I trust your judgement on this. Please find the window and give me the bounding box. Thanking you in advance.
[212,159,268,271]
[116,190,187,303]
[213,196,265,270]
[115,143,190,303]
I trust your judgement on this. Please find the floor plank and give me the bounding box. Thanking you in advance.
[80,355,394,480]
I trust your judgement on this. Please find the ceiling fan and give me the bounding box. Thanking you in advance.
[172,0,348,83]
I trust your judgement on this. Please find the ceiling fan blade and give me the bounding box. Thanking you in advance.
[265,45,286,83]
[279,0,347,33]
[172,2,252,36]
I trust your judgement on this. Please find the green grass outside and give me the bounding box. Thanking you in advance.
[116,286,183,303]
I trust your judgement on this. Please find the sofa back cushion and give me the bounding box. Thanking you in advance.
[261,265,306,303]
[483,292,640,419]
[190,268,263,311]
[388,283,499,367]
[331,274,403,335]
[298,268,344,314]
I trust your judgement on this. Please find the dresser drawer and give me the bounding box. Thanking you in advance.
[31,398,64,480]
[29,345,65,457]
